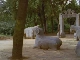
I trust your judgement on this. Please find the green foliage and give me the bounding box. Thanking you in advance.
[64,0,80,13]
[0,0,80,35]
[0,21,15,35]
[47,19,58,33]
[64,23,70,33]
[0,0,15,35]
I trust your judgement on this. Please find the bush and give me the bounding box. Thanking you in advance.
[0,21,15,35]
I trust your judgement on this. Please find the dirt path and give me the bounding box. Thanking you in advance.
[0,35,80,60]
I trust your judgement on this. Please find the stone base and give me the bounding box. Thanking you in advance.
[57,32,60,38]
[57,32,65,38]
[75,41,80,56]
[60,32,66,38]
[74,33,76,38]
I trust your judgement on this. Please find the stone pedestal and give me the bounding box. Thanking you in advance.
[60,32,65,38]
[57,32,65,38]
[73,13,80,40]
[57,32,60,38]
[58,13,65,38]
[76,14,79,26]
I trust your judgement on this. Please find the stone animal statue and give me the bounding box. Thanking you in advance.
[33,26,62,50]
[75,41,80,57]
[70,25,80,41]
[76,30,80,41]
[24,27,35,39]
[70,25,80,32]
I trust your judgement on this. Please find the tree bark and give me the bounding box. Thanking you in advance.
[37,5,43,28]
[50,0,54,33]
[51,17,54,33]
[12,0,18,20]
[34,13,37,26]
[41,0,47,33]
[12,0,28,59]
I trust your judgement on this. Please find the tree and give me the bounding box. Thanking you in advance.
[41,0,47,33]
[12,0,28,59]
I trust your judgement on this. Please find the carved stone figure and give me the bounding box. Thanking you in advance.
[70,25,80,32]
[33,26,62,50]
[24,27,35,39]
[70,25,80,41]
[75,41,80,56]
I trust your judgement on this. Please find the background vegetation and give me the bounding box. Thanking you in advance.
[0,0,80,35]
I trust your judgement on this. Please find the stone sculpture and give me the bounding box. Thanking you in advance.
[33,26,62,50]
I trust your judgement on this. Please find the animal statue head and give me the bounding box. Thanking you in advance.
[33,25,44,35]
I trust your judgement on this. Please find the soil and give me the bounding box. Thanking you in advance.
[0,34,80,60]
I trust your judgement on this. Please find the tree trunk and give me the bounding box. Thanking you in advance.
[12,0,28,59]
[37,5,43,28]
[50,0,54,33]
[41,0,47,33]
[34,13,37,26]
[51,17,54,33]
[12,0,17,20]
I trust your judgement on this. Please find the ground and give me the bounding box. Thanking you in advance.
[0,34,80,60]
